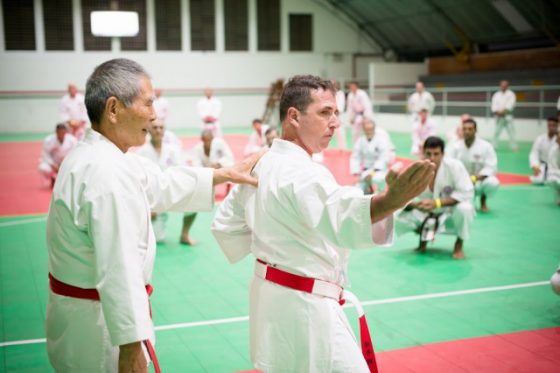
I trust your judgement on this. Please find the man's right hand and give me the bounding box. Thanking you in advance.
[119,342,147,373]
[385,160,435,208]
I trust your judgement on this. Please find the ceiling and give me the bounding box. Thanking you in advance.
[319,0,560,61]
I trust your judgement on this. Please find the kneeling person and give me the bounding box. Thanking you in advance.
[396,136,475,259]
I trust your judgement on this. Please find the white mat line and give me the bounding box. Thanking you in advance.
[0,216,46,227]
[0,280,549,348]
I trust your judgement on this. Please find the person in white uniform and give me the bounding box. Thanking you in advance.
[347,82,374,144]
[546,128,560,205]
[45,58,260,373]
[197,88,223,137]
[350,118,392,194]
[407,81,435,121]
[411,109,437,156]
[59,83,89,140]
[396,136,475,259]
[448,118,500,212]
[491,80,517,151]
[212,75,434,373]
[529,117,558,184]
[264,126,279,147]
[333,80,347,149]
[153,88,169,123]
[244,118,268,157]
[136,120,188,244]
[191,129,235,169]
[38,123,77,187]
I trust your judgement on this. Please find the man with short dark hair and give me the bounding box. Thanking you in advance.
[529,117,558,184]
[46,58,260,372]
[38,123,77,187]
[396,136,475,259]
[212,75,434,372]
[448,118,500,212]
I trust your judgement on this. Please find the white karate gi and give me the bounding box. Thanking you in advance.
[491,89,517,149]
[45,129,213,372]
[546,143,560,204]
[136,141,186,242]
[529,133,557,184]
[191,138,234,168]
[153,96,170,123]
[347,89,374,143]
[244,126,269,157]
[407,91,435,119]
[335,90,347,149]
[396,157,475,240]
[212,139,394,373]
[59,93,89,140]
[411,118,437,156]
[38,133,78,182]
[447,137,500,198]
[350,132,391,193]
[197,96,223,137]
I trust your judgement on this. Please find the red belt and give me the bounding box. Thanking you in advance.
[255,260,378,373]
[48,273,161,373]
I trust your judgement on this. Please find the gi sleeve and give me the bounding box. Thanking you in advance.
[480,145,498,176]
[450,161,474,203]
[217,140,235,167]
[529,136,542,167]
[41,137,56,166]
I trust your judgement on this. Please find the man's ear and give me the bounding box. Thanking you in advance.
[105,96,119,124]
[287,107,300,128]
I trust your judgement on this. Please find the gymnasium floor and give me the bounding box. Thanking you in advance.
[0,129,559,372]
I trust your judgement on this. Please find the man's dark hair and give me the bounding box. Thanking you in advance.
[85,58,150,125]
[463,118,477,130]
[252,118,263,124]
[265,126,278,136]
[279,75,335,122]
[55,123,67,131]
[423,136,445,153]
[547,116,559,123]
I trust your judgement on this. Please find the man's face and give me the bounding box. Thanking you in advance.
[547,120,558,137]
[363,121,375,140]
[419,110,428,122]
[349,83,358,94]
[68,84,77,98]
[500,80,508,91]
[295,88,340,154]
[204,88,213,98]
[463,122,476,142]
[253,121,262,133]
[56,127,67,142]
[115,76,156,150]
[416,82,424,93]
[424,147,443,169]
[149,121,165,142]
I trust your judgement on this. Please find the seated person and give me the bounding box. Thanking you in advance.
[411,108,436,156]
[38,123,77,187]
[265,126,279,148]
[447,118,500,212]
[135,120,190,244]
[244,118,269,157]
[529,117,558,184]
[396,136,475,259]
[350,118,391,194]
[546,127,560,205]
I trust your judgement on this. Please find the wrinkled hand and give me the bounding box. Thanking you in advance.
[213,149,267,187]
[118,342,147,373]
[385,160,435,208]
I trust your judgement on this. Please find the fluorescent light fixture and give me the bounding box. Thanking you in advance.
[492,0,533,33]
[91,11,139,37]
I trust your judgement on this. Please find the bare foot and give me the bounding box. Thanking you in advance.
[180,238,197,246]
[452,238,465,259]
[415,241,427,253]
[480,194,489,212]
[480,205,489,213]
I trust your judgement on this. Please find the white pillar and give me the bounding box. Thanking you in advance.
[34,0,45,51]
[146,0,156,52]
[248,0,256,53]
[215,0,224,52]
[72,0,83,52]
[181,0,191,51]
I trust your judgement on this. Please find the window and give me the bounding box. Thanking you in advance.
[119,0,147,51]
[289,14,312,51]
[190,0,215,51]
[81,0,111,51]
[43,0,74,50]
[257,0,280,51]
[155,0,181,50]
[224,0,248,51]
[2,0,36,50]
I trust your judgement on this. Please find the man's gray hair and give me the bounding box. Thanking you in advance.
[85,58,150,125]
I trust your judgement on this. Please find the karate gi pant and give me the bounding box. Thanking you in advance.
[151,212,169,243]
[547,179,560,204]
[474,176,500,199]
[46,292,152,373]
[396,202,475,241]
[493,117,517,150]
[351,115,365,144]
[249,276,369,373]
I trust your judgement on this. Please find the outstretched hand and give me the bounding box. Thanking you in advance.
[385,160,435,208]
[212,148,267,187]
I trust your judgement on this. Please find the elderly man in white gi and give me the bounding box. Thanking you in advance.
[197,88,223,137]
[45,58,260,373]
[347,82,374,144]
[529,117,558,184]
[448,118,500,212]
[407,81,435,121]
[38,123,77,187]
[491,80,517,151]
[396,136,475,259]
[546,129,560,205]
[59,83,89,140]
[350,118,392,194]
[212,75,435,373]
